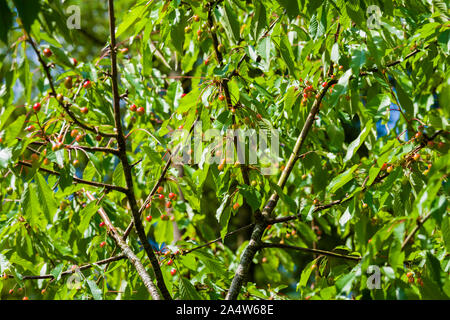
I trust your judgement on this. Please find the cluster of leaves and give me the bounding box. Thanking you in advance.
[0,0,449,300]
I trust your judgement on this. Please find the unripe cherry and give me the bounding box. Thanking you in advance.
[70,129,79,138]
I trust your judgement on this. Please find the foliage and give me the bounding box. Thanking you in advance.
[0,0,449,300]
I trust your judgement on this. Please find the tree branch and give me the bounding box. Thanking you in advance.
[84,190,161,300]
[260,243,361,262]
[3,255,126,280]
[17,160,128,193]
[107,0,171,300]
[26,37,116,139]
[225,79,337,300]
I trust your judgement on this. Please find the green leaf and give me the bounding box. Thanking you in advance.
[365,94,391,119]
[297,258,318,290]
[50,263,64,281]
[192,251,227,277]
[251,0,266,40]
[179,277,203,300]
[0,0,13,44]
[395,81,414,119]
[12,0,40,33]
[344,120,373,163]
[275,0,299,19]
[331,42,340,65]
[77,202,98,234]
[327,69,352,107]
[238,185,262,211]
[275,35,299,78]
[87,279,103,300]
[350,48,366,75]
[216,194,232,240]
[154,219,174,244]
[113,162,126,188]
[336,266,358,295]
[0,147,12,168]
[441,215,450,252]
[327,164,358,194]
[221,0,240,44]
[268,181,298,213]
[35,173,57,223]
[116,2,148,38]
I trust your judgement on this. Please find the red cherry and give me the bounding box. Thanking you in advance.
[181,93,186,98]
[166,201,172,208]
[80,107,89,114]
[136,106,145,115]
[100,241,106,248]
[438,142,444,148]
[168,192,176,200]
[218,94,225,101]
[381,162,388,170]
[170,268,177,276]
[33,102,41,112]
[130,104,137,112]
[71,58,78,66]
[204,58,209,65]
[158,194,165,200]
[43,48,52,57]
[167,259,173,266]
[99,221,105,227]
[157,186,164,193]
[233,202,240,210]
[22,296,29,300]
[26,125,35,132]
[9,289,14,294]
[75,135,84,142]
[322,82,328,87]
[83,80,92,89]
[146,215,152,222]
